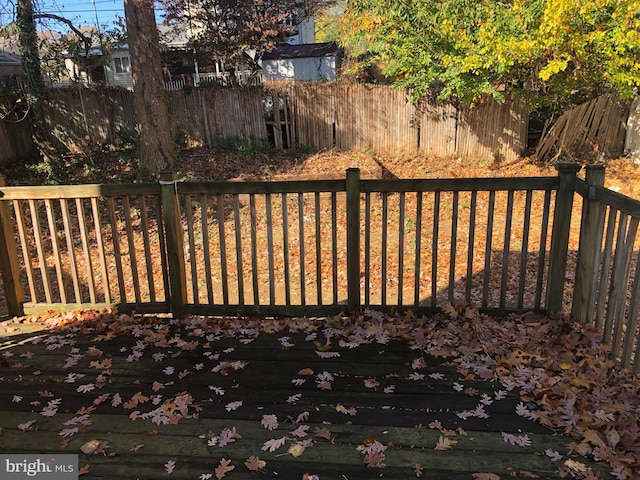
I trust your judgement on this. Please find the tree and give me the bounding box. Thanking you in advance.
[16,0,47,144]
[341,0,640,111]
[160,0,332,72]
[315,1,344,43]
[124,0,175,175]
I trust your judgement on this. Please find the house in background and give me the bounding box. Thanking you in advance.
[0,50,23,88]
[260,41,339,82]
[103,43,133,89]
[56,14,337,89]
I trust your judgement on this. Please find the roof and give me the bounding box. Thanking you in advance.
[0,50,21,66]
[262,42,338,61]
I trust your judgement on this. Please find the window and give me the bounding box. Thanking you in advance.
[113,56,131,74]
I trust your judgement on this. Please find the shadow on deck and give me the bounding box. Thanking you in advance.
[0,312,607,479]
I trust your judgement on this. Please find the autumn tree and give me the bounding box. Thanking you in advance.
[124,0,175,175]
[160,0,333,72]
[342,0,640,110]
[315,1,344,43]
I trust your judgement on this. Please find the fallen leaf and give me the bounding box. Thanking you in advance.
[262,437,287,452]
[364,378,380,388]
[314,426,332,441]
[17,420,37,431]
[261,414,279,431]
[435,435,457,451]
[165,460,176,475]
[606,428,620,448]
[244,456,266,471]
[288,443,305,457]
[214,458,234,479]
[80,439,109,455]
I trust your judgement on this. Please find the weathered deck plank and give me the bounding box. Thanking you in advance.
[0,317,606,479]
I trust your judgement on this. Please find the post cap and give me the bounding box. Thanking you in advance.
[554,162,582,174]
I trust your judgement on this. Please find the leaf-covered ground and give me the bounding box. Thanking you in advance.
[1,306,639,479]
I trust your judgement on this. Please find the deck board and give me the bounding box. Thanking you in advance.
[0,316,606,479]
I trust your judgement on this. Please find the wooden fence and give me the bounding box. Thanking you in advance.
[534,94,630,163]
[2,164,638,371]
[0,83,528,162]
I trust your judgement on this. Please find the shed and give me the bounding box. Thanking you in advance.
[261,42,338,82]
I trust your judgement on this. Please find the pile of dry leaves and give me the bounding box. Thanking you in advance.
[3,304,639,479]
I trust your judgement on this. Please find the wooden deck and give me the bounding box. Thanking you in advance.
[0,313,605,479]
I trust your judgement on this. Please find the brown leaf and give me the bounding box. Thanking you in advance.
[472,474,500,480]
[244,456,266,472]
[215,458,235,479]
[605,428,620,448]
[582,429,604,447]
[313,426,333,441]
[435,435,457,451]
[364,378,380,388]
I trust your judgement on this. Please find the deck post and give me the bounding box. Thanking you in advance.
[546,162,581,313]
[571,165,605,323]
[346,168,361,313]
[0,176,25,317]
[160,171,187,317]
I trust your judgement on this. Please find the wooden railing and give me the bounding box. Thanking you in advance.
[1,164,639,371]
[572,165,640,371]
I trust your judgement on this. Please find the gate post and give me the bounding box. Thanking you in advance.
[346,168,361,313]
[160,171,187,317]
[546,162,581,313]
[571,165,605,323]
[0,176,25,316]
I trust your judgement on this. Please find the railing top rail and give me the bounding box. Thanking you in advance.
[576,178,640,218]
[360,176,560,193]
[0,174,564,201]
[178,179,346,195]
[0,183,160,200]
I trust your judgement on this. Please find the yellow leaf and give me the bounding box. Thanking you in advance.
[288,444,305,457]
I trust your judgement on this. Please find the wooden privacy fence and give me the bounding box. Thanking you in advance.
[1,164,640,371]
[0,84,528,162]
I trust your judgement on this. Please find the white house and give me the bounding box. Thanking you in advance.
[260,42,339,82]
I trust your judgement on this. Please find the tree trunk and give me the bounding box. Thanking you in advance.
[17,0,53,156]
[124,0,175,175]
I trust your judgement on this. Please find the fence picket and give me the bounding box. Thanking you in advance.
[91,197,111,304]
[431,191,441,308]
[482,191,496,308]
[596,210,618,331]
[76,198,97,304]
[44,199,66,303]
[518,191,533,309]
[500,191,515,309]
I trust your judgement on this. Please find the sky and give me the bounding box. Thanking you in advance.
[34,0,126,29]
[0,1,166,34]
